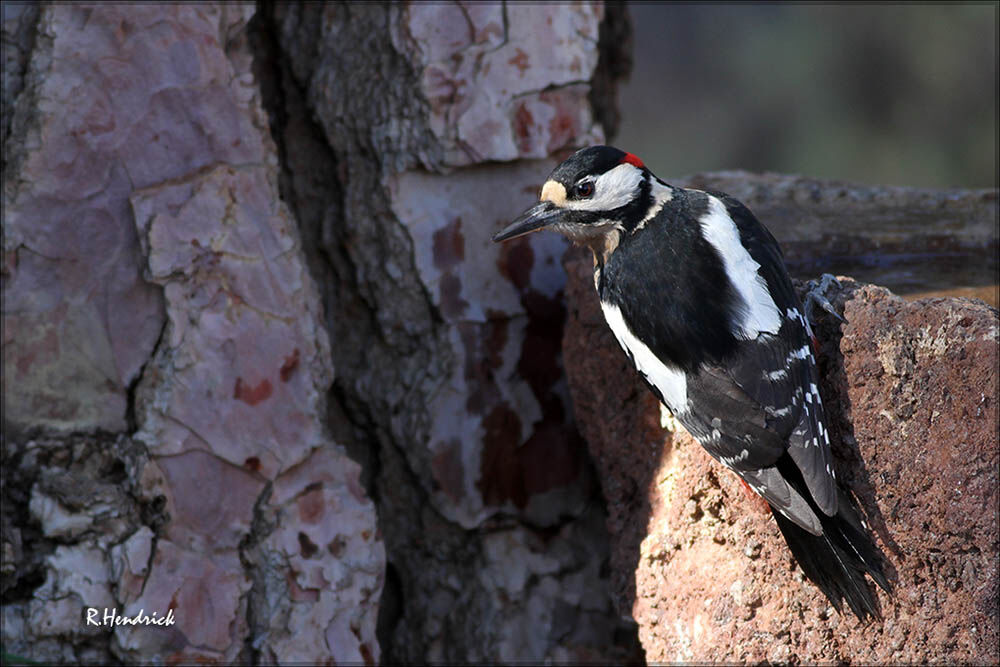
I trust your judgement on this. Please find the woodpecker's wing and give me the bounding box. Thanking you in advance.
[710,193,838,518]
[680,362,823,535]
[600,190,837,534]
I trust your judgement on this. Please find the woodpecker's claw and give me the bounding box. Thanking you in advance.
[804,274,846,325]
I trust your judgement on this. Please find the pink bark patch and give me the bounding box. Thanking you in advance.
[280,348,300,382]
[297,489,325,525]
[512,103,536,155]
[233,377,272,405]
[432,217,465,270]
[431,439,466,503]
[496,238,534,291]
[438,272,469,318]
[508,47,530,75]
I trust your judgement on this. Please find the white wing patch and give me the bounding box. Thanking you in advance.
[563,163,645,213]
[601,301,689,415]
[699,195,782,339]
[789,344,812,361]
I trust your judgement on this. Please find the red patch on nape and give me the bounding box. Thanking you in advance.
[620,152,645,168]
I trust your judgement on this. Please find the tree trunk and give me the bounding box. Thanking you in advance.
[256,2,640,661]
[2,2,638,663]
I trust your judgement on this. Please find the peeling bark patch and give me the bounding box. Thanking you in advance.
[496,237,534,291]
[476,20,503,44]
[405,2,604,164]
[518,288,566,407]
[519,420,584,497]
[286,569,320,602]
[279,348,300,382]
[457,321,503,414]
[508,47,530,75]
[328,535,347,558]
[298,489,324,525]
[359,643,375,667]
[439,272,469,318]
[14,328,60,379]
[478,402,526,508]
[513,102,536,155]
[483,310,509,372]
[514,287,582,497]
[540,87,588,154]
[477,401,583,508]
[157,449,265,544]
[298,531,319,559]
[423,64,458,115]
[458,318,507,382]
[431,439,466,503]
[233,377,273,406]
[465,377,500,415]
[432,217,465,270]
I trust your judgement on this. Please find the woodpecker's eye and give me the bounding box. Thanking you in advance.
[576,181,595,198]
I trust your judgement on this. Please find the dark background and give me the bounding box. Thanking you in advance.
[617,4,997,188]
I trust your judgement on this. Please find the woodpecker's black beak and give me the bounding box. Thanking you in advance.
[492,202,562,242]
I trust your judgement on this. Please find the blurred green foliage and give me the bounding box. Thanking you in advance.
[616,4,997,188]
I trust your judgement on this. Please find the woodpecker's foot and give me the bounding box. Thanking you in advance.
[803,273,845,325]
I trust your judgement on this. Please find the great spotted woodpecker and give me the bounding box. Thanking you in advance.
[493,146,890,620]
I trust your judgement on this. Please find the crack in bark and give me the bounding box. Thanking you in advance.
[125,319,167,435]
[237,479,274,667]
[588,2,633,142]
[1,2,41,177]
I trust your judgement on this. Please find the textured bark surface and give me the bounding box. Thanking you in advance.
[2,5,381,664]
[2,4,165,433]
[3,1,640,664]
[257,2,640,662]
[1,2,39,171]
[564,235,999,663]
[7,2,994,664]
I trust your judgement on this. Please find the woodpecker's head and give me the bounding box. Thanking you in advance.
[492,145,655,246]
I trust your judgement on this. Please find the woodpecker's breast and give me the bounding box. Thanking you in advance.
[598,192,743,371]
[599,299,689,414]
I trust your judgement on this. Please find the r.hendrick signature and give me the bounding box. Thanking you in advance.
[86,607,175,628]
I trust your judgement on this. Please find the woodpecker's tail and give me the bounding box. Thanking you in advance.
[772,485,892,621]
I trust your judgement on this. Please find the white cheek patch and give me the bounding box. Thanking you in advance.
[563,163,644,213]
[601,300,689,414]
[699,195,782,339]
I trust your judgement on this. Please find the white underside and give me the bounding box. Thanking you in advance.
[601,300,688,414]
[700,195,782,339]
